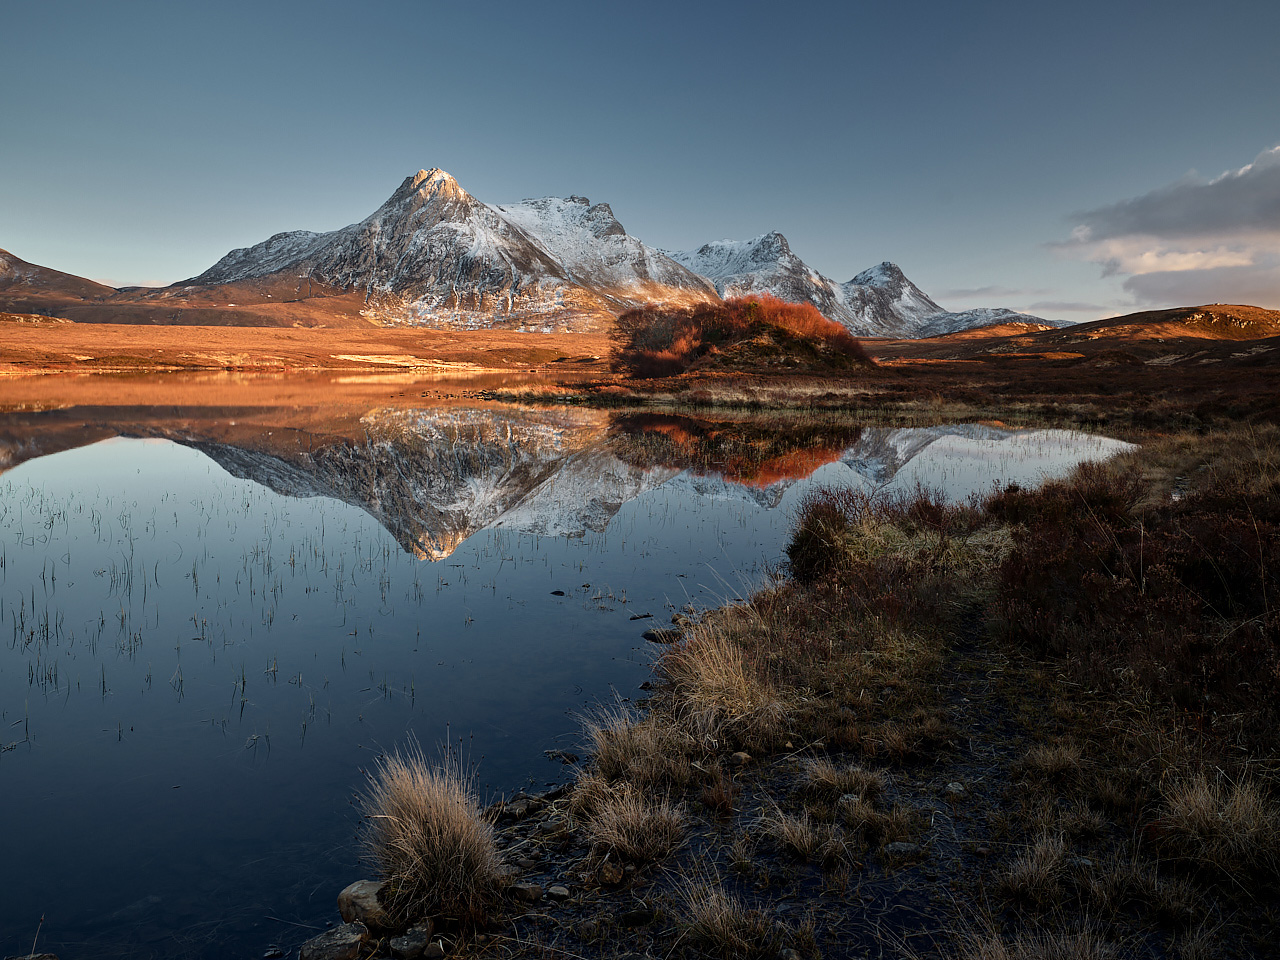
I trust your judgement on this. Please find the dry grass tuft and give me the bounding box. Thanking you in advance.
[945,925,1120,960]
[359,741,504,926]
[676,875,785,960]
[800,757,887,801]
[581,701,694,791]
[584,786,688,863]
[1017,742,1085,783]
[1082,853,1202,925]
[761,804,847,866]
[838,795,918,847]
[879,710,954,761]
[659,620,789,750]
[698,762,740,816]
[998,833,1068,909]
[1146,773,1280,880]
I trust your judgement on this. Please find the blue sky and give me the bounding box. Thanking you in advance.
[3,0,1278,319]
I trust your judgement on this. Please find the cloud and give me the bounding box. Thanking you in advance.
[1056,145,1280,308]
[1025,300,1111,314]
[1122,256,1280,306]
[1069,146,1280,242]
[936,284,1031,301]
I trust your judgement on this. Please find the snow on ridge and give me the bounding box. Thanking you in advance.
[495,196,714,295]
[849,261,908,288]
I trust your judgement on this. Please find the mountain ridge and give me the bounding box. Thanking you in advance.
[666,233,1059,337]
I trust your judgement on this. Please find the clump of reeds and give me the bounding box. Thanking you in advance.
[658,618,788,751]
[359,740,504,926]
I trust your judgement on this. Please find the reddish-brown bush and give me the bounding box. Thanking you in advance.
[610,294,869,377]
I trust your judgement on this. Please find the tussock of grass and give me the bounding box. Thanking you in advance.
[1082,854,1202,925]
[941,926,1121,960]
[837,796,918,847]
[359,741,504,926]
[800,757,887,800]
[1147,773,1280,881]
[581,701,694,791]
[676,876,784,960]
[583,786,687,863]
[878,710,954,761]
[999,833,1068,908]
[659,619,789,750]
[786,486,1006,590]
[761,804,847,865]
[698,762,740,816]
[1018,742,1085,783]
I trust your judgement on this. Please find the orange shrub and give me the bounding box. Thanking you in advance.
[610,295,868,377]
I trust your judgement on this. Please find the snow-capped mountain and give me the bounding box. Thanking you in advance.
[668,234,1060,338]
[188,169,715,332]
[665,233,853,325]
[173,168,1065,337]
[494,196,716,304]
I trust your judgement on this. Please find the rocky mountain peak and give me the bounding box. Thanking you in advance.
[756,231,792,258]
[849,261,908,288]
[390,168,469,205]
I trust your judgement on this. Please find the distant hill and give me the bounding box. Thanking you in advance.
[0,247,117,305]
[1051,304,1280,342]
[870,304,1280,368]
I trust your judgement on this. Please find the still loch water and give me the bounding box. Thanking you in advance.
[0,399,1133,958]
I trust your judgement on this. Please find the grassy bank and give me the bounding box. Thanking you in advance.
[345,422,1278,960]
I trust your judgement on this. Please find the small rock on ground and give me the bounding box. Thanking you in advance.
[510,882,543,903]
[389,921,435,959]
[619,905,656,926]
[337,879,391,929]
[884,841,924,857]
[642,627,682,644]
[299,922,369,960]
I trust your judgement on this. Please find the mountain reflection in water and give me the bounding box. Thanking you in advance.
[0,396,1133,959]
